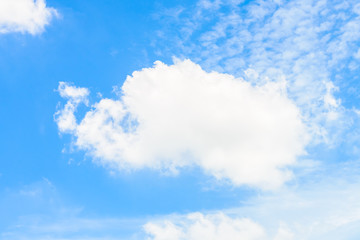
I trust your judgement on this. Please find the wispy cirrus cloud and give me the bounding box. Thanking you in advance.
[0,0,59,35]
[154,0,360,146]
[0,179,143,240]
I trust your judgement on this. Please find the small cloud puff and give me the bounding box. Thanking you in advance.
[54,82,89,133]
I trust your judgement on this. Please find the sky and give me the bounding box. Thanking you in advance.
[1,0,360,239]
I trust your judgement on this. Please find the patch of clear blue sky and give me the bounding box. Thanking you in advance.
[0,0,255,234]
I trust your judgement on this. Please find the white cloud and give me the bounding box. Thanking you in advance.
[54,82,89,133]
[155,0,360,146]
[144,212,265,240]
[55,59,308,189]
[143,161,360,240]
[0,0,58,35]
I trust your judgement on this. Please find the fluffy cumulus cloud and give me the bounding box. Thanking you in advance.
[144,212,265,240]
[55,59,308,189]
[0,0,58,35]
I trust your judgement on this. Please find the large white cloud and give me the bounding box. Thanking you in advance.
[0,0,58,35]
[55,59,308,189]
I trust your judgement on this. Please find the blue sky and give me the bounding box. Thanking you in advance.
[1,0,360,239]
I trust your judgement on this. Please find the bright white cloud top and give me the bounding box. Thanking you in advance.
[0,0,58,35]
[55,59,309,189]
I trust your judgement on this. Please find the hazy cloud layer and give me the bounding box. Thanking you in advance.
[144,213,265,240]
[0,179,142,240]
[143,161,360,239]
[3,162,360,239]
[0,0,58,35]
[55,59,308,189]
